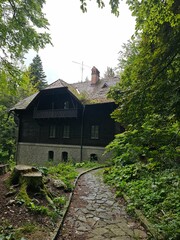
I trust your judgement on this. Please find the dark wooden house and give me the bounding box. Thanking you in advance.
[11,67,122,165]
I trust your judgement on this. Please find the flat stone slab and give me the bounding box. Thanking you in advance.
[22,172,42,177]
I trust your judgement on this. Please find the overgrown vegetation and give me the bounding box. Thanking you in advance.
[104,0,180,239]
[47,163,79,191]
[74,161,103,169]
[1,162,101,239]
[104,161,180,239]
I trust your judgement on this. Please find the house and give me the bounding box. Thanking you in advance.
[11,67,123,166]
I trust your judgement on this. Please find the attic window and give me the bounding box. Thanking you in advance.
[102,83,108,88]
[64,101,69,109]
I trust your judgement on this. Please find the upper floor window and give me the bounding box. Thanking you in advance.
[49,125,56,138]
[64,101,69,109]
[63,125,70,138]
[91,125,99,139]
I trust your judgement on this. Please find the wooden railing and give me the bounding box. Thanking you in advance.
[33,108,78,118]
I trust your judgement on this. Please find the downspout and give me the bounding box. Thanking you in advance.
[80,105,85,162]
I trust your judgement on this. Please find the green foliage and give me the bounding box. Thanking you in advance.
[0,220,37,240]
[29,54,47,90]
[106,116,180,166]
[0,0,51,76]
[48,163,78,191]
[0,106,16,163]
[0,0,50,163]
[79,0,119,16]
[53,196,66,207]
[105,1,180,239]
[74,161,102,169]
[16,182,56,219]
[0,69,37,164]
[104,163,180,239]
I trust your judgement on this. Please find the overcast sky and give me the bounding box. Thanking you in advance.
[25,0,135,84]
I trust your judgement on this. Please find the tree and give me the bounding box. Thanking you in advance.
[0,0,51,162]
[103,67,115,79]
[0,68,37,163]
[0,0,51,81]
[80,0,119,16]
[29,54,47,90]
[108,0,180,165]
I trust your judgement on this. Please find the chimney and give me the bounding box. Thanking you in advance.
[91,66,100,85]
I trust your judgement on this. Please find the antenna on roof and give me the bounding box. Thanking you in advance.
[72,61,91,82]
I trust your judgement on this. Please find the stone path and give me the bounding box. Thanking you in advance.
[57,169,148,240]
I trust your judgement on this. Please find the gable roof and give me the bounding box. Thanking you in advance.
[72,77,119,103]
[11,76,119,111]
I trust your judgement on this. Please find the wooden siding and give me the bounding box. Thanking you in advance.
[18,102,117,147]
[17,88,120,148]
[33,108,78,119]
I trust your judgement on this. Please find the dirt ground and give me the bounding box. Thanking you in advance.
[0,172,70,240]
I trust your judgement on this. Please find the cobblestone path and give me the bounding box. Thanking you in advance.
[57,169,148,240]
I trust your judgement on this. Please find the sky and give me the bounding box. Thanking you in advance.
[25,0,135,84]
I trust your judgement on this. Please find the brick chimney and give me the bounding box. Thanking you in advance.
[91,66,100,85]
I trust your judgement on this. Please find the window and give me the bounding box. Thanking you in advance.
[64,101,69,109]
[62,152,68,162]
[90,153,98,161]
[63,125,70,138]
[49,125,56,138]
[48,151,54,161]
[91,125,99,139]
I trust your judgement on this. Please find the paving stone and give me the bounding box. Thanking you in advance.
[102,229,117,238]
[78,215,87,222]
[134,228,148,238]
[81,208,90,214]
[93,220,107,228]
[111,237,132,240]
[87,217,100,227]
[87,236,106,240]
[91,227,109,236]
[86,213,94,218]
[106,224,127,236]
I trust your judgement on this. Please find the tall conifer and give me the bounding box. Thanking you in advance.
[30,55,47,90]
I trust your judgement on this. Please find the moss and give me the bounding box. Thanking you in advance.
[16,181,31,205]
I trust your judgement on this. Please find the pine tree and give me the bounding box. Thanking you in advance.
[29,54,47,90]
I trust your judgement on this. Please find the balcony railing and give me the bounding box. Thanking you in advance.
[33,108,78,119]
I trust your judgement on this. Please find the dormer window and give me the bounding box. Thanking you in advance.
[64,101,69,109]
[102,83,108,88]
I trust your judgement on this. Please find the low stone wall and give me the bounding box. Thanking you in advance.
[16,142,111,166]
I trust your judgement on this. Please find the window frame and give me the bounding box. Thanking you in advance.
[49,124,56,138]
[91,125,99,139]
[64,101,69,109]
[63,125,70,138]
